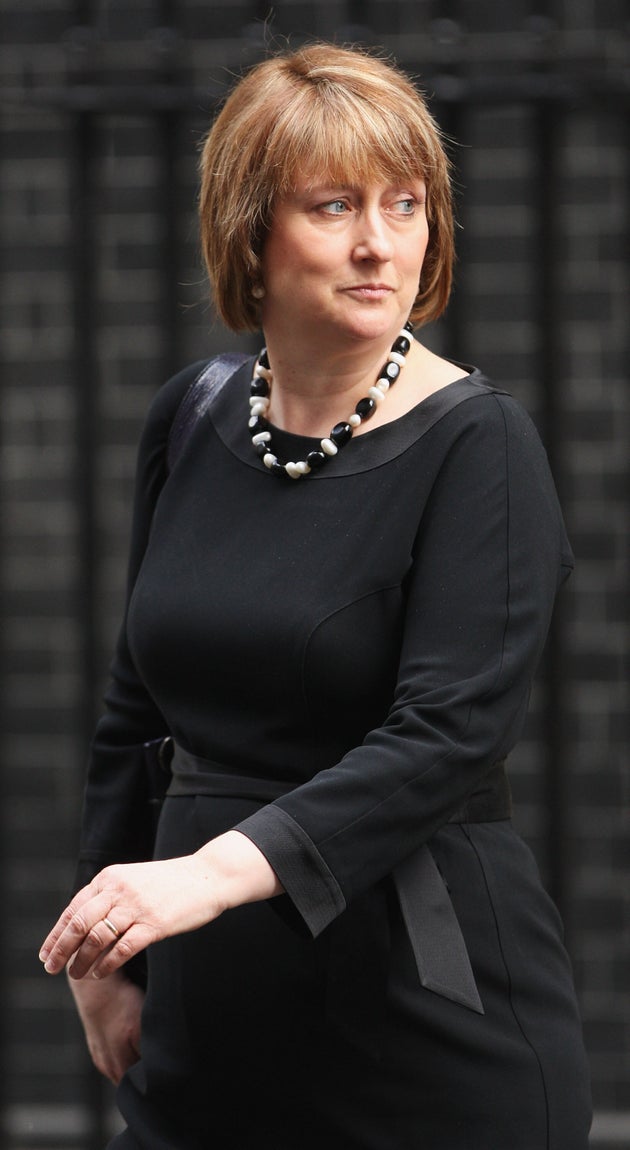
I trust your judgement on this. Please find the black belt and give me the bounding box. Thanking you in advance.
[163,741,512,1015]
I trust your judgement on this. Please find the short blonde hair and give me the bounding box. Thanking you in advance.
[199,43,454,332]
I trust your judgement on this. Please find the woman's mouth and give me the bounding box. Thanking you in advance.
[343,284,394,299]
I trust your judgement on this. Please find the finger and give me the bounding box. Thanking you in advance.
[43,897,131,975]
[88,1038,132,1086]
[88,1041,123,1085]
[105,1038,141,1085]
[89,923,156,982]
[39,885,96,964]
[63,910,138,981]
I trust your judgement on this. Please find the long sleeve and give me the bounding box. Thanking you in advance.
[236,392,573,935]
[74,362,205,890]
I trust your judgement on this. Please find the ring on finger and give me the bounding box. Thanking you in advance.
[103,916,121,940]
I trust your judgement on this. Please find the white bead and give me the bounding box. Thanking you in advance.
[399,329,413,341]
[320,438,338,456]
[248,334,413,478]
[285,461,304,479]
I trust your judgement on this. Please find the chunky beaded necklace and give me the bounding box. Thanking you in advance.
[247,320,414,479]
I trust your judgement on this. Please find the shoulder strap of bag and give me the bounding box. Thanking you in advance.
[166,351,250,472]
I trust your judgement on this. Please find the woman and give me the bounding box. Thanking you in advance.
[41,43,592,1148]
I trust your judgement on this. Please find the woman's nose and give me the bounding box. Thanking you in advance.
[352,210,395,262]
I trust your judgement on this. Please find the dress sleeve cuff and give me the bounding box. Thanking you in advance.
[235,806,346,937]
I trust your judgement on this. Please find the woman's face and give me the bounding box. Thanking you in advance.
[259,176,429,351]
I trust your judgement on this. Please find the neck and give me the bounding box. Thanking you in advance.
[261,334,403,438]
[248,321,414,480]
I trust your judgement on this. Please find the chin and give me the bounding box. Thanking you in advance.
[342,310,404,344]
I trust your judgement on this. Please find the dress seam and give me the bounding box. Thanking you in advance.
[206,370,506,479]
[461,823,552,1149]
[299,582,403,731]
[314,402,514,853]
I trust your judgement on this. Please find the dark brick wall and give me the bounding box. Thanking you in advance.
[1,1,627,1145]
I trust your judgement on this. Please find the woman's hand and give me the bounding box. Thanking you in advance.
[69,969,144,1084]
[39,831,282,980]
[40,853,226,980]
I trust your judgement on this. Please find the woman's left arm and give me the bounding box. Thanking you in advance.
[40,830,282,979]
[232,392,574,935]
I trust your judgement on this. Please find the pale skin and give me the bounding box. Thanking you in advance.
[41,174,467,1084]
[258,176,466,435]
[43,833,282,1082]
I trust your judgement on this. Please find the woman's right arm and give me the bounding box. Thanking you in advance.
[74,363,205,891]
[69,972,145,1084]
[67,363,206,1074]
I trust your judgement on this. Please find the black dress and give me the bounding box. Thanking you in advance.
[77,358,592,1149]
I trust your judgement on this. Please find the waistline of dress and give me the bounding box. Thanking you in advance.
[165,741,511,825]
[160,738,512,1016]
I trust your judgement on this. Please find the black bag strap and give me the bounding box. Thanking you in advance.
[166,352,250,472]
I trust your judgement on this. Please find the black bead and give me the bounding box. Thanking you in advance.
[392,335,411,355]
[355,397,377,421]
[404,319,414,333]
[330,422,353,448]
[383,361,400,382]
[250,377,269,396]
[255,440,271,458]
[248,415,268,436]
[306,450,327,469]
[258,348,270,369]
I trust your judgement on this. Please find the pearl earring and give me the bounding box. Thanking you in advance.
[252,284,265,299]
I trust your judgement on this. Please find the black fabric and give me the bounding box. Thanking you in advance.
[74,358,592,1147]
[111,802,591,1150]
[166,741,510,821]
[167,741,510,1012]
[166,352,249,472]
[77,361,573,891]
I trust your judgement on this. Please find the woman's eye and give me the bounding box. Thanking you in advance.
[394,198,417,215]
[321,200,349,215]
